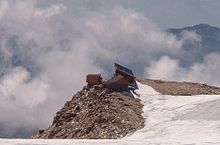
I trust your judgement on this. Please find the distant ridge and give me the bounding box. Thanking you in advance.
[138,78,220,96]
[167,24,220,67]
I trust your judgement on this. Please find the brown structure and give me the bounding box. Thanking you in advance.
[105,75,129,90]
[86,63,137,91]
[104,63,137,91]
[86,74,102,86]
[113,63,135,83]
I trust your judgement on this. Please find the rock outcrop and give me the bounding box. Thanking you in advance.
[33,84,144,139]
[138,78,220,96]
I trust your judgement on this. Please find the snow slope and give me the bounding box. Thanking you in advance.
[1,82,220,145]
[126,82,220,144]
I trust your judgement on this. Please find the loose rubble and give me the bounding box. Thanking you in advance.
[138,78,220,96]
[33,84,144,139]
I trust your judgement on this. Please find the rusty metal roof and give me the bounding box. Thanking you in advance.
[114,63,134,78]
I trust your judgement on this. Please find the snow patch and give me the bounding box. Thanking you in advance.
[125,82,220,144]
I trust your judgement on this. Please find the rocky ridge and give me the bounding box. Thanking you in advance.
[33,84,144,139]
[138,78,220,96]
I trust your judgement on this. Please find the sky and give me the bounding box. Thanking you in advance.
[38,0,220,29]
[0,0,219,137]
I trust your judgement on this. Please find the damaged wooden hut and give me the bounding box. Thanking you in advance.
[86,63,138,91]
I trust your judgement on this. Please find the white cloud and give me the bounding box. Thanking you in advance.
[34,3,66,19]
[0,1,9,20]
[181,30,201,42]
[145,53,220,86]
[144,56,186,80]
[186,53,220,85]
[81,7,182,65]
[0,67,50,129]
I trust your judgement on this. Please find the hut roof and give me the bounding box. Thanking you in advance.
[113,63,135,78]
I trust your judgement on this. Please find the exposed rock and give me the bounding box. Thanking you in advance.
[138,78,220,96]
[33,84,144,139]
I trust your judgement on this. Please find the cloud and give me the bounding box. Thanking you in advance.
[0,1,9,20]
[186,53,220,85]
[0,0,219,137]
[0,67,49,126]
[145,53,220,86]
[144,56,186,80]
[181,30,201,42]
[34,3,66,18]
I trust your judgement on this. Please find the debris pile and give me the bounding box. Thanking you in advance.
[33,84,144,139]
[33,63,144,139]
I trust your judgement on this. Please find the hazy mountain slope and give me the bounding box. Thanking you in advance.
[168,24,220,67]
